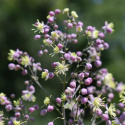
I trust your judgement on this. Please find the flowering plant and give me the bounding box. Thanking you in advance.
[1,8,125,125]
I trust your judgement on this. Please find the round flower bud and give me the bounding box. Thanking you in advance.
[8,63,15,70]
[118,103,124,108]
[22,69,28,75]
[78,21,83,26]
[24,80,29,85]
[64,53,71,60]
[47,105,54,112]
[76,51,82,56]
[48,122,54,125]
[15,112,20,117]
[54,25,58,29]
[49,72,54,79]
[73,39,78,44]
[68,119,74,124]
[55,9,61,14]
[71,33,77,38]
[14,64,20,71]
[30,117,34,122]
[10,94,15,98]
[86,63,92,70]
[5,104,12,111]
[84,72,89,77]
[44,34,50,39]
[96,109,102,117]
[77,120,82,124]
[67,23,73,29]
[96,39,102,45]
[85,77,93,85]
[48,17,54,23]
[51,62,58,68]
[81,88,87,95]
[81,97,88,104]
[40,109,47,116]
[98,32,105,39]
[96,80,102,87]
[102,114,109,121]
[57,43,63,49]
[33,105,39,110]
[29,107,35,113]
[106,120,111,125]
[108,93,114,99]
[95,60,102,67]
[44,28,49,34]
[104,42,109,49]
[70,81,76,88]
[56,97,61,104]
[8,121,13,125]
[44,49,48,53]
[38,50,43,56]
[49,11,55,16]
[24,114,29,120]
[34,35,41,40]
[119,114,125,123]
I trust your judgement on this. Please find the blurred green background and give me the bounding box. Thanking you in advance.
[0,0,125,124]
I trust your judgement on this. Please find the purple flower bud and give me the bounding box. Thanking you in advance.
[95,60,102,67]
[44,34,50,39]
[67,34,71,39]
[76,51,82,56]
[40,109,47,116]
[102,114,109,121]
[71,33,77,38]
[85,77,93,85]
[73,39,78,44]
[81,88,87,95]
[44,28,49,34]
[64,53,70,60]
[30,117,34,122]
[34,35,41,40]
[104,42,109,49]
[98,32,105,39]
[108,93,114,99]
[96,39,102,45]
[57,43,63,49]
[24,114,29,120]
[48,122,54,125]
[24,80,29,85]
[38,50,43,56]
[96,81,102,87]
[77,119,82,124]
[119,114,125,123]
[15,112,20,117]
[33,105,39,110]
[81,97,88,104]
[55,9,61,14]
[118,103,124,108]
[5,104,12,111]
[29,85,35,92]
[48,17,54,23]
[51,62,58,68]
[10,94,15,98]
[78,72,84,80]
[14,64,20,71]
[49,72,54,79]
[70,81,76,88]
[96,109,102,116]
[22,69,28,75]
[47,105,54,112]
[78,21,83,27]
[68,119,74,124]
[8,121,13,125]
[67,23,73,29]
[56,97,61,104]
[44,49,48,53]
[29,107,35,113]
[107,28,113,34]
[84,72,89,77]
[106,120,111,125]
[86,63,92,70]
[87,26,94,31]
[54,25,58,29]
[8,63,15,70]
[49,11,55,16]
[116,109,121,115]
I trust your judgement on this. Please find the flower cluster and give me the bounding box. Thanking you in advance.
[1,8,124,125]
